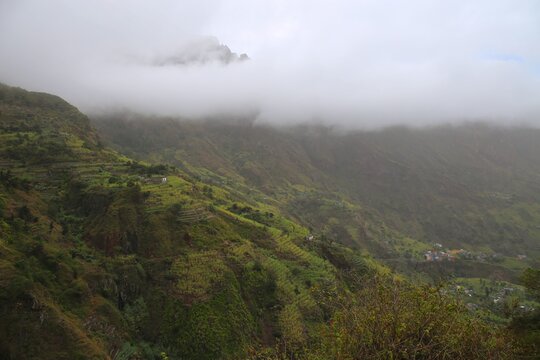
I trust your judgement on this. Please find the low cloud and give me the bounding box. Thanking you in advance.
[1,0,539,127]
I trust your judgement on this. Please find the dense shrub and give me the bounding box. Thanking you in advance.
[315,276,517,360]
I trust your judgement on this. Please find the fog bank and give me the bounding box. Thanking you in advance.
[1,0,539,127]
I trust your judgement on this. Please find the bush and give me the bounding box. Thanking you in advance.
[315,276,517,359]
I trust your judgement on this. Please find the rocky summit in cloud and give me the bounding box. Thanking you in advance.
[154,37,249,66]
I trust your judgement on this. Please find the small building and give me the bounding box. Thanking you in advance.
[424,251,434,261]
[161,177,168,184]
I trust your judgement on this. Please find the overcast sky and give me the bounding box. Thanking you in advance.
[1,0,539,127]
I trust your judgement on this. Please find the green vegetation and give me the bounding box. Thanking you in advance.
[510,269,540,356]
[316,276,516,359]
[94,116,540,258]
[0,84,538,358]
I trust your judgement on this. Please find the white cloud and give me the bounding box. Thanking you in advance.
[0,0,539,127]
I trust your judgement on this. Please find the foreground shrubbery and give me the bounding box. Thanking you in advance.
[251,276,518,360]
[320,277,516,359]
[509,268,540,357]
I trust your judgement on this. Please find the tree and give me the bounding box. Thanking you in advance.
[509,267,540,357]
[521,268,540,300]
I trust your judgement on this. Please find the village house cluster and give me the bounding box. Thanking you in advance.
[424,243,469,262]
[422,243,523,263]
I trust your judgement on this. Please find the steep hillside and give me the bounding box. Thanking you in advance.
[94,116,540,266]
[0,85,339,358]
[0,85,533,359]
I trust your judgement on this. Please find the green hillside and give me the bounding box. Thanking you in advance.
[94,116,540,265]
[0,84,538,358]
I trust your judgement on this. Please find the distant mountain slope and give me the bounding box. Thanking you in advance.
[94,116,540,260]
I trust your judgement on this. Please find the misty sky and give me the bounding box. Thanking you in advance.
[1,0,539,127]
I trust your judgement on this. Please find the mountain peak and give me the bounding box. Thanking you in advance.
[155,36,249,66]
